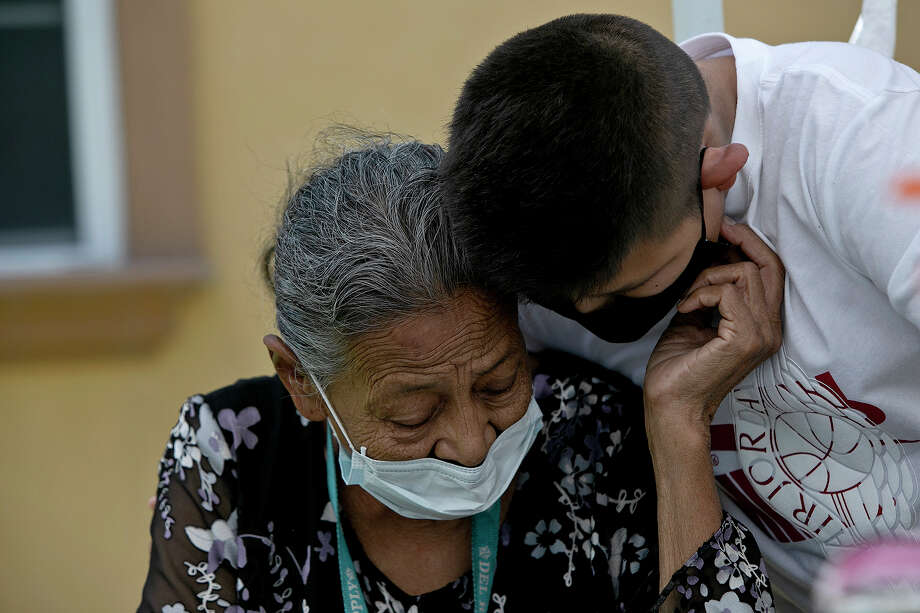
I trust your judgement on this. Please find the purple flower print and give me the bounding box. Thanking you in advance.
[605,430,624,457]
[583,432,606,464]
[579,516,601,561]
[186,509,247,572]
[218,406,261,452]
[703,590,754,613]
[533,374,553,400]
[314,530,335,562]
[524,519,565,559]
[558,448,594,497]
[286,545,311,584]
[196,469,219,510]
[196,404,232,475]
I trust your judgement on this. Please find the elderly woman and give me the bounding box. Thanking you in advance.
[138,135,774,613]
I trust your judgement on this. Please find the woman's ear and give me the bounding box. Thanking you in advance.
[263,334,326,422]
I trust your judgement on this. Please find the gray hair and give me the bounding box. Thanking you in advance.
[265,130,472,388]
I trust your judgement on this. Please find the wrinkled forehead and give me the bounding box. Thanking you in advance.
[346,290,523,393]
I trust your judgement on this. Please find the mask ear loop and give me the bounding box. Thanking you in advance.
[308,372,367,456]
[698,146,709,242]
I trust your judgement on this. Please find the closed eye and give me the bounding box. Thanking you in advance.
[480,366,520,397]
[482,380,515,396]
[389,409,437,430]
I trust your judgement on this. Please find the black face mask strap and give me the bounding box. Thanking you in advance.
[698,147,709,242]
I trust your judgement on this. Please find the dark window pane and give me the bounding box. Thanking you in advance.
[0,1,76,246]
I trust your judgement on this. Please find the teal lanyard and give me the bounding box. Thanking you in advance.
[325,426,500,613]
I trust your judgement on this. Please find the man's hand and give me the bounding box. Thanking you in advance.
[644,219,784,435]
[642,219,784,592]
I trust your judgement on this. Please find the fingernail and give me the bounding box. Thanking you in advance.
[723,217,737,225]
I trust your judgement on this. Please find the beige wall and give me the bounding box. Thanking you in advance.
[1,2,917,611]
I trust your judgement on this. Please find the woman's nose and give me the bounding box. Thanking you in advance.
[432,403,497,467]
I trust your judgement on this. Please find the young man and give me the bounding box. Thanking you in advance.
[442,14,920,611]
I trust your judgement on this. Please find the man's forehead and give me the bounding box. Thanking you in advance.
[587,214,702,297]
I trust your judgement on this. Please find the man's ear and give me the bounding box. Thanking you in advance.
[701,143,748,191]
[263,334,326,422]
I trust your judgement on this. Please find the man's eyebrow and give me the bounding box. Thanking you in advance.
[588,271,655,299]
[593,245,691,299]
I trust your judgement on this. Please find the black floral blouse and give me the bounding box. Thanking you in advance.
[139,352,774,613]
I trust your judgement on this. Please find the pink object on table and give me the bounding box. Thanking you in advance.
[813,540,920,612]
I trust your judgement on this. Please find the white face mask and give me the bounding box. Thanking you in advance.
[309,372,544,520]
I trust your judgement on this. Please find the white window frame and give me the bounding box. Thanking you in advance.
[0,0,126,276]
[671,0,725,43]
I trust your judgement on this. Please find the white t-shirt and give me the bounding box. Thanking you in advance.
[519,33,920,611]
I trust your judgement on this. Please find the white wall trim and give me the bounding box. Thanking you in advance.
[0,0,126,276]
[672,0,725,43]
[64,0,126,267]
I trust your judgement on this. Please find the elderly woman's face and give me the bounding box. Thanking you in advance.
[326,290,530,467]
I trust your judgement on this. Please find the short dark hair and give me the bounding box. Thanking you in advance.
[441,14,709,303]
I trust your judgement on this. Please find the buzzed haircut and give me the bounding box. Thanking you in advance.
[441,14,710,304]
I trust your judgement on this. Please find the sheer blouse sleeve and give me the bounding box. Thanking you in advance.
[138,396,243,613]
[653,512,775,612]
